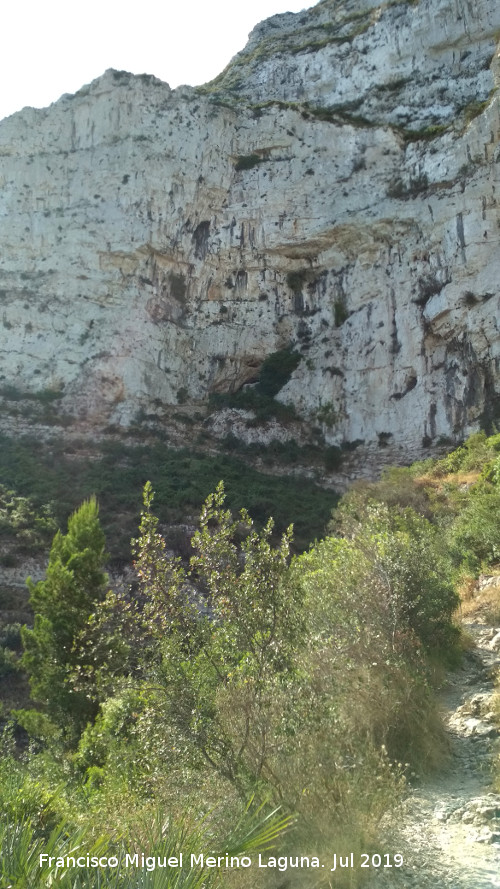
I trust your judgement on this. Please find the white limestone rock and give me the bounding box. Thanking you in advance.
[0,0,499,461]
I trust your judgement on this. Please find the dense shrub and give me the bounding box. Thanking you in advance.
[0,433,336,554]
[0,646,18,677]
[0,622,22,650]
[431,431,500,477]
[70,482,454,873]
[257,348,302,398]
[448,485,500,571]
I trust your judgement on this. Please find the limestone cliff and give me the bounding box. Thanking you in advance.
[0,0,499,467]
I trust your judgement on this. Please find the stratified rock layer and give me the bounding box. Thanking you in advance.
[0,0,499,461]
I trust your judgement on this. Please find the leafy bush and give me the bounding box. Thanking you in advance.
[431,432,500,476]
[295,531,449,768]
[448,485,500,571]
[0,739,64,831]
[128,481,304,796]
[324,444,342,470]
[0,486,57,550]
[80,483,435,871]
[334,297,348,326]
[331,498,459,653]
[0,622,22,650]
[11,431,500,881]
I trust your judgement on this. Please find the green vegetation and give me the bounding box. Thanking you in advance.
[286,269,308,295]
[234,154,263,171]
[463,98,491,125]
[387,174,429,199]
[0,804,291,889]
[3,429,500,885]
[21,499,108,740]
[168,271,187,303]
[221,433,344,475]
[316,401,337,428]
[0,486,57,552]
[0,432,335,556]
[400,123,450,142]
[257,348,301,397]
[0,385,64,403]
[208,348,302,429]
[0,385,69,425]
[334,297,349,327]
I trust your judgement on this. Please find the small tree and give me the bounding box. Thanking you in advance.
[132,481,304,794]
[21,497,108,739]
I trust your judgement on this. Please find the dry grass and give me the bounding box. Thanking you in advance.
[415,471,481,491]
[458,574,500,624]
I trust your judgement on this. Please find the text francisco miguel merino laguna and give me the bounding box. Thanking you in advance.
[39,852,404,873]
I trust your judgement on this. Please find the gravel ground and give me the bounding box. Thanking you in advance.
[365,621,500,889]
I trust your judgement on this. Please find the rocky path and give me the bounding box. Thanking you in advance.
[368,621,500,889]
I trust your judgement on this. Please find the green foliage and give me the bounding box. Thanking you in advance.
[333,297,348,326]
[0,732,64,830]
[463,97,491,125]
[372,508,459,652]
[234,154,263,171]
[208,349,302,440]
[316,401,337,428]
[75,480,409,872]
[12,430,500,879]
[448,486,500,571]
[75,687,151,772]
[131,482,304,795]
[222,434,345,476]
[257,348,302,398]
[324,444,343,470]
[431,431,500,476]
[332,497,459,652]
[0,385,63,403]
[411,431,500,575]
[0,645,18,677]
[0,801,290,889]
[401,123,449,142]
[209,387,298,423]
[0,622,22,649]
[295,530,448,770]
[286,269,308,294]
[21,498,108,739]
[0,432,334,554]
[11,709,61,743]
[0,485,57,550]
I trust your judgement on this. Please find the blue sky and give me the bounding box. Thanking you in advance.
[1,1,313,121]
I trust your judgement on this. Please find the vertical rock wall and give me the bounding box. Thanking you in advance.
[0,0,499,462]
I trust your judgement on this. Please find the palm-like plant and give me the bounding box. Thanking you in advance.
[0,802,292,889]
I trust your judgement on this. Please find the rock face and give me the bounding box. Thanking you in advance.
[0,0,499,463]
